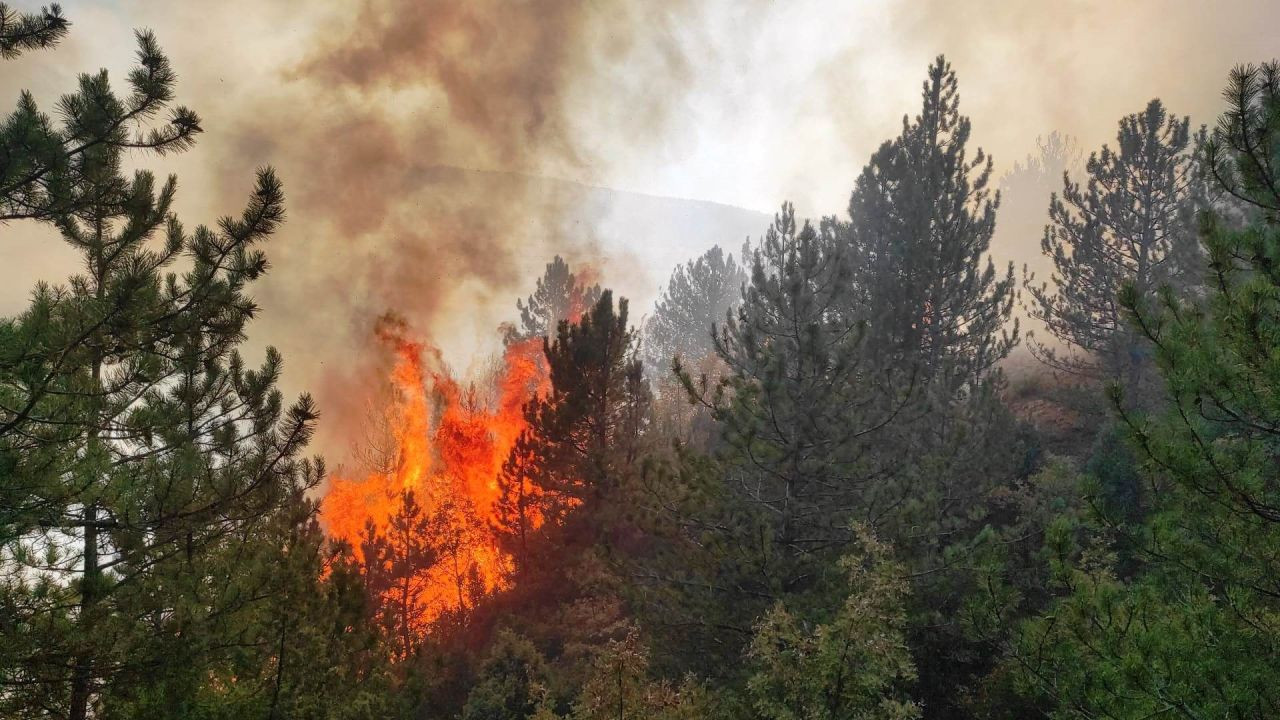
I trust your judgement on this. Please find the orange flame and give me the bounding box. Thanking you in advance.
[320,317,548,626]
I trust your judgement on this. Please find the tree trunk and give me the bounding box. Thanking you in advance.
[68,503,98,720]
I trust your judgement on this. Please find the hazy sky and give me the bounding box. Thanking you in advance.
[4,0,1279,460]
[6,4,1274,211]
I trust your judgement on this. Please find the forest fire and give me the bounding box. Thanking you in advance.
[320,315,549,627]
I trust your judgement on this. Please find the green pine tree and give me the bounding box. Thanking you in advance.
[496,289,650,563]
[846,54,1017,391]
[0,3,67,59]
[642,204,912,676]
[1024,98,1203,393]
[0,29,326,720]
[1006,61,1280,719]
[643,244,747,378]
[0,29,199,224]
[516,255,602,341]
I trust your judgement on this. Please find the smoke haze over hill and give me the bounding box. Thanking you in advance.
[2,0,1278,464]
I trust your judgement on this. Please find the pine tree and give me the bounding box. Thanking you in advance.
[496,290,649,565]
[640,205,912,674]
[1001,133,1083,197]
[516,255,602,341]
[1007,62,1280,718]
[997,132,1084,311]
[0,3,67,59]
[846,54,1017,391]
[361,491,438,662]
[0,165,320,719]
[1,30,204,523]
[711,204,908,548]
[0,29,200,224]
[840,67,1028,709]
[0,31,321,720]
[98,513,397,719]
[840,67,1027,711]
[256,534,398,720]
[493,426,547,569]
[480,292,654,720]
[643,244,746,378]
[1024,98,1202,389]
[702,204,897,557]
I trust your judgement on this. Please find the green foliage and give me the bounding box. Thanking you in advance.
[847,55,1017,389]
[1024,98,1202,385]
[0,156,316,716]
[516,255,602,341]
[1004,61,1280,719]
[1082,422,1142,527]
[463,629,552,720]
[99,529,398,720]
[644,244,747,377]
[963,463,1075,622]
[567,626,716,720]
[0,29,200,224]
[1014,563,1275,719]
[0,3,67,59]
[747,529,920,720]
[0,24,393,720]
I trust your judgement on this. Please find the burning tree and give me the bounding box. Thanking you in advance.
[321,316,545,637]
[320,257,606,648]
[360,492,436,661]
[515,255,602,340]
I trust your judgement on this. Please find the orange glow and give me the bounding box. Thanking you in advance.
[320,317,549,627]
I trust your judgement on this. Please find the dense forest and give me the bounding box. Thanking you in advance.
[3,4,1280,719]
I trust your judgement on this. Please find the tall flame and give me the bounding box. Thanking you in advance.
[320,316,548,626]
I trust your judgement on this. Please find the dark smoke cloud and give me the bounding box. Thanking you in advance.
[199,0,703,462]
[6,0,1280,465]
[298,1,584,167]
